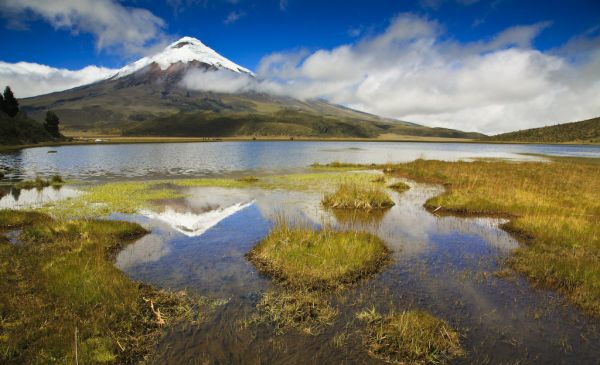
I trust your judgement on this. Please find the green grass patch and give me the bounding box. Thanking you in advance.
[322,181,395,210]
[0,209,50,228]
[0,210,215,364]
[357,308,464,364]
[243,290,337,335]
[247,219,390,290]
[43,181,186,218]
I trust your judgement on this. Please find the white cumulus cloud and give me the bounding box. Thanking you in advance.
[0,0,168,56]
[255,14,600,134]
[180,68,254,93]
[0,61,117,98]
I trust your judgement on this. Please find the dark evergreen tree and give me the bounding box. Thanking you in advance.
[44,110,61,138]
[3,86,19,117]
[0,93,5,115]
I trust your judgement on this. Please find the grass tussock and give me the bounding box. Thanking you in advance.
[247,219,390,290]
[243,290,337,335]
[388,158,600,314]
[0,210,211,364]
[13,175,64,190]
[388,181,410,192]
[322,181,395,210]
[357,308,464,364]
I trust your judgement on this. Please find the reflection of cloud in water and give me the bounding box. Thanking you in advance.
[0,186,81,209]
[141,201,254,237]
[116,233,171,270]
[330,181,518,257]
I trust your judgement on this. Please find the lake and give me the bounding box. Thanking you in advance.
[1,141,599,181]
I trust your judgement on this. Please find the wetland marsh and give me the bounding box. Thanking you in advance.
[1,141,599,364]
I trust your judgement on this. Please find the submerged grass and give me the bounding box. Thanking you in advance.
[383,158,600,315]
[247,218,390,290]
[243,290,338,335]
[322,181,395,210]
[357,308,464,364]
[0,210,210,364]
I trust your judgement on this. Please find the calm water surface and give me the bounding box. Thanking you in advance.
[1,141,599,181]
[111,182,600,365]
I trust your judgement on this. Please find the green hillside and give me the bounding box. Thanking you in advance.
[487,117,600,143]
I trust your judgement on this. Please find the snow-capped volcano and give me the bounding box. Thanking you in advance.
[113,36,253,79]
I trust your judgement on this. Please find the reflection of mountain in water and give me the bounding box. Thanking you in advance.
[140,201,254,237]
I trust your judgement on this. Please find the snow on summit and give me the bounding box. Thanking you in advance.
[113,37,253,78]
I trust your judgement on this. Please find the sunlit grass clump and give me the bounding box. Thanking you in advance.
[322,181,395,210]
[357,308,464,364]
[244,290,337,335]
[247,219,390,289]
[388,181,410,192]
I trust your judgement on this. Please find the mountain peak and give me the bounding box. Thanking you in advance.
[167,36,205,49]
[113,36,253,79]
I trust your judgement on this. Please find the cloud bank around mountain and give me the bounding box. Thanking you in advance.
[253,14,600,134]
[0,61,117,98]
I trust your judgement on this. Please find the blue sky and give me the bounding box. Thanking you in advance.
[0,0,599,134]
[1,0,598,70]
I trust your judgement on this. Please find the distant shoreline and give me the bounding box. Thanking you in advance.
[1,135,599,152]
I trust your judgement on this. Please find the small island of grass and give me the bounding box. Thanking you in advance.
[247,220,390,290]
[388,181,410,192]
[357,308,464,364]
[322,181,395,210]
